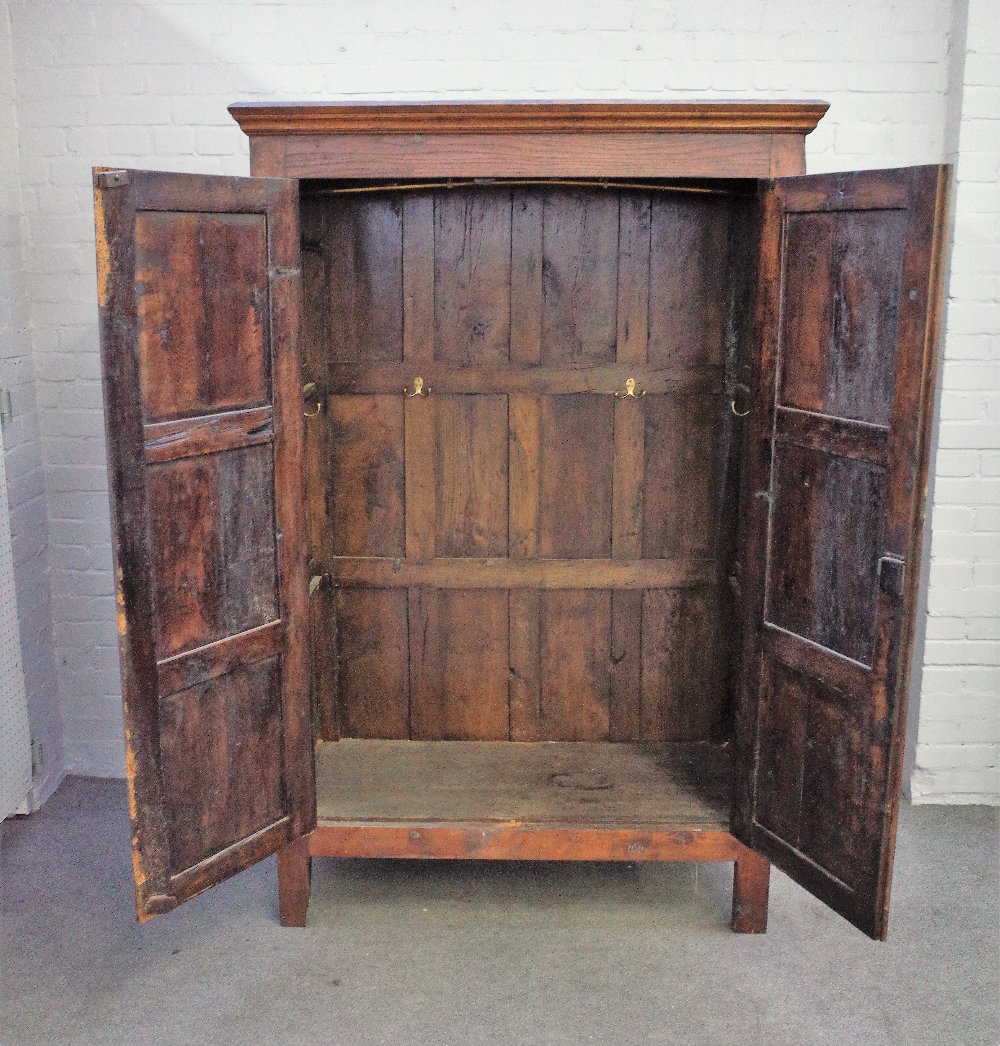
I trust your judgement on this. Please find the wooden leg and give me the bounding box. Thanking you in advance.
[277,836,312,928]
[731,849,770,934]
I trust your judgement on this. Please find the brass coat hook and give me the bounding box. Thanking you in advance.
[405,376,430,397]
[303,381,324,417]
[615,377,645,398]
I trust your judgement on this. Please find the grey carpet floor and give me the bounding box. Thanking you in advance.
[1,777,997,1046]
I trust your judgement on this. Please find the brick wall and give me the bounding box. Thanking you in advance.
[0,2,62,807]
[911,0,1000,803]
[1,0,994,801]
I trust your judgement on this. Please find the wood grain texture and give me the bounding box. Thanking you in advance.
[315,739,732,827]
[95,169,312,920]
[733,165,949,940]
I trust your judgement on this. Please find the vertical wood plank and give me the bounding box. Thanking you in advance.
[509,395,541,558]
[509,588,541,740]
[510,192,543,365]
[403,194,436,560]
[616,193,651,364]
[609,589,643,741]
[409,586,441,739]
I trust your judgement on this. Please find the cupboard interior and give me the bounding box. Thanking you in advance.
[299,177,760,831]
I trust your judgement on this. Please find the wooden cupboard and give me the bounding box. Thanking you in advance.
[93,101,949,939]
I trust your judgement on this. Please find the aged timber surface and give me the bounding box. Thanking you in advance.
[315,740,732,828]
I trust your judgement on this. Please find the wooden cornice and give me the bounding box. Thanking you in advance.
[228,100,829,137]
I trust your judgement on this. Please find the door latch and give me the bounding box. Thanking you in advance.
[878,556,905,598]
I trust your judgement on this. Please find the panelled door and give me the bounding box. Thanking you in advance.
[304,185,741,743]
[95,169,314,920]
[733,166,948,938]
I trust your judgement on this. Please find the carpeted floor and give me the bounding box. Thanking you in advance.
[1,777,997,1046]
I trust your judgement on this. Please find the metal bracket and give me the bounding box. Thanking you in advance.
[96,169,131,189]
[0,388,11,425]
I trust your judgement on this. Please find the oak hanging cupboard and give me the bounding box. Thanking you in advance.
[92,101,949,939]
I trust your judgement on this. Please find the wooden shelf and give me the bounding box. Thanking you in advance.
[311,740,739,863]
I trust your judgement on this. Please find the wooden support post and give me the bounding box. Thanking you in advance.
[277,836,312,928]
[731,849,770,933]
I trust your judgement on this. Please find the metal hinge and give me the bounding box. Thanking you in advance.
[309,573,331,596]
[0,388,11,425]
[96,169,131,189]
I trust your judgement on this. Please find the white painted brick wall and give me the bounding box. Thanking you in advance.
[912,0,1000,804]
[0,1,63,808]
[0,0,995,802]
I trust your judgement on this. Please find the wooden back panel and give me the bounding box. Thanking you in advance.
[304,184,750,743]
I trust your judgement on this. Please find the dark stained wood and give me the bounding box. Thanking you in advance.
[277,836,312,928]
[94,168,313,921]
[641,588,727,741]
[774,406,889,466]
[159,657,284,872]
[733,165,950,939]
[148,446,277,659]
[509,588,542,741]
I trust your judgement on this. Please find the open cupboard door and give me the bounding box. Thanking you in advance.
[733,166,949,939]
[94,169,315,920]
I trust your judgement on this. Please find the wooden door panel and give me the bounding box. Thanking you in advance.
[780,210,906,424]
[159,657,284,872]
[148,445,278,658]
[95,169,313,921]
[135,211,270,420]
[734,166,949,938]
[765,442,887,665]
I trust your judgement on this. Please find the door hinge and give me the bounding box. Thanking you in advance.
[309,573,331,596]
[96,169,131,189]
[30,739,43,774]
[878,556,906,598]
[0,388,11,425]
